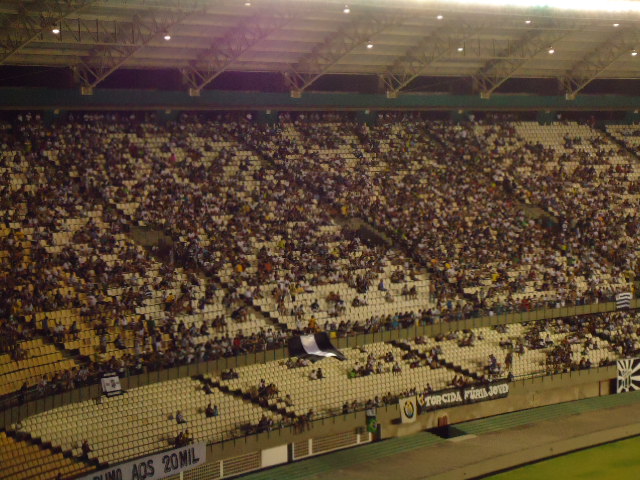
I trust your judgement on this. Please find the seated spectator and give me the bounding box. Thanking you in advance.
[176,410,187,424]
[257,414,273,433]
[11,345,27,362]
[205,402,219,417]
[114,335,126,350]
[81,440,92,459]
[221,368,239,380]
[70,321,80,340]
[352,296,367,307]
[53,322,66,343]
[174,429,191,447]
[308,316,318,332]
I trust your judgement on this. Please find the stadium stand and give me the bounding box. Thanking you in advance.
[242,116,633,312]
[14,377,283,465]
[0,338,77,397]
[6,310,633,470]
[605,125,640,157]
[208,341,459,419]
[90,115,435,332]
[3,3,640,480]
[1,112,640,478]
[1,114,637,399]
[0,431,93,480]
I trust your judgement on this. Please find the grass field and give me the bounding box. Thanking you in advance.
[487,435,640,480]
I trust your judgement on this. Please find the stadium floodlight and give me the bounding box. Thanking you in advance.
[420,0,640,13]
[344,4,351,13]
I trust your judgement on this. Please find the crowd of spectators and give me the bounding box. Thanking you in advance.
[1,110,639,411]
[347,350,399,378]
[237,113,634,322]
[460,120,638,291]
[493,313,620,377]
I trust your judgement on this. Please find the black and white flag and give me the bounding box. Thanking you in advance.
[288,332,346,362]
[616,292,633,309]
[617,358,640,393]
[101,372,123,397]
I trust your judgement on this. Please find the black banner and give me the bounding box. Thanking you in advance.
[416,380,509,413]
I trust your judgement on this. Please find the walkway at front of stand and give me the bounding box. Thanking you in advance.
[240,390,640,480]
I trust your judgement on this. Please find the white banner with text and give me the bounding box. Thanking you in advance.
[77,443,206,480]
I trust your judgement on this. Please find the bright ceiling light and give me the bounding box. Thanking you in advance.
[52,27,60,34]
[525,19,532,24]
[366,42,374,49]
[613,23,620,27]
[457,46,464,52]
[163,34,171,41]
[244,1,251,5]
[343,4,350,13]
[548,46,555,54]
[436,14,444,20]
[632,50,638,56]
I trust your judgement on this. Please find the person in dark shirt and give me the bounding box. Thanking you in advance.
[205,402,219,417]
[81,440,92,459]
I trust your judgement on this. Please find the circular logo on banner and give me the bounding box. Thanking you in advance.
[403,399,415,419]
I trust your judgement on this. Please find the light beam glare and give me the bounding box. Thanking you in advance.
[423,0,640,13]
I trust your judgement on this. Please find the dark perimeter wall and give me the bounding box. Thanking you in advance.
[4,87,640,113]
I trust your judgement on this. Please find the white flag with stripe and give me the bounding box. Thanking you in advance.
[287,332,346,362]
[616,292,633,309]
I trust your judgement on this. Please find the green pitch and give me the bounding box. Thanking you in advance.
[487,435,640,480]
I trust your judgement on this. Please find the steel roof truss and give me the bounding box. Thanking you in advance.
[74,1,205,90]
[283,11,407,96]
[471,21,575,98]
[0,0,95,65]
[181,7,297,95]
[561,29,640,99]
[382,22,482,97]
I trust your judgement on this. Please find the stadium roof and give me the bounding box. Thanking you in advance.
[2,0,640,97]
